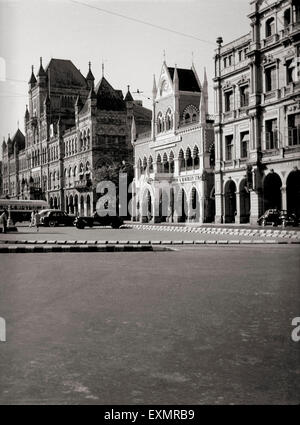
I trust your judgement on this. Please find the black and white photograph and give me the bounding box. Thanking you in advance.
[0,0,299,411]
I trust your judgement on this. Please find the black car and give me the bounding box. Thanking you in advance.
[279,210,299,227]
[257,209,299,227]
[39,210,76,227]
[257,209,281,226]
[74,212,124,229]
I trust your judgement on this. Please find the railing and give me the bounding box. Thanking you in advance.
[264,90,277,101]
[223,111,234,120]
[263,33,279,47]
[74,179,92,191]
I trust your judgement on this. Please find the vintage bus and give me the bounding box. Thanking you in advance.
[0,199,49,223]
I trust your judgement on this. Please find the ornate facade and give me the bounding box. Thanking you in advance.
[132,61,215,223]
[214,0,300,224]
[1,58,151,215]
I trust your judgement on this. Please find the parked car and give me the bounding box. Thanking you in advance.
[279,210,299,227]
[74,212,124,229]
[39,210,76,227]
[257,209,299,227]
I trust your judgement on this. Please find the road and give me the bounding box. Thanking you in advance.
[0,223,299,243]
[0,245,299,404]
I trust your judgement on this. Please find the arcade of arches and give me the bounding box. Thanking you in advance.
[222,169,300,223]
[138,185,211,223]
[49,193,93,216]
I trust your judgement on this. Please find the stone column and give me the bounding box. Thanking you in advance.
[214,173,223,223]
[281,186,287,211]
[235,191,241,224]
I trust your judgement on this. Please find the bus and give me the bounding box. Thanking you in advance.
[0,199,49,223]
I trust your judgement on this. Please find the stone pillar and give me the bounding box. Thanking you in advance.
[235,191,241,224]
[250,190,262,224]
[214,173,223,223]
[281,186,287,211]
[84,199,87,216]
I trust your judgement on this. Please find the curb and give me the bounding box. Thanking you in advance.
[1,239,300,248]
[0,244,172,253]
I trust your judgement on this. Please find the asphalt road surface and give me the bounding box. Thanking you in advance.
[0,224,298,243]
[0,246,299,404]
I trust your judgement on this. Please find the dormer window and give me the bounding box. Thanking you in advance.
[266,17,275,37]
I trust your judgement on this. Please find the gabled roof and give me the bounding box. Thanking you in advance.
[95,77,126,111]
[168,67,201,92]
[45,59,88,89]
[11,129,25,151]
[29,67,37,84]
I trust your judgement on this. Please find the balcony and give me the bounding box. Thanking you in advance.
[74,178,92,192]
[223,111,235,121]
[263,90,278,103]
[263,33,279,48]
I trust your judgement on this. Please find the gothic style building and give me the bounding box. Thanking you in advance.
[132,61,215,223]
[214,0,300,224]
[1,58,151,215]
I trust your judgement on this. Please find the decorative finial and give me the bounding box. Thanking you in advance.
[127,85,130,92]
[102,60,104,77]
[40,57,42,66]
[163,49,166,62]
[192,51,194,65]
[88,61,91,71]
[17,120,19,129]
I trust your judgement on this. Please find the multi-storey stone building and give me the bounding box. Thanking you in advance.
[1,58,151,215]
[132,61,215,223]
[214,0,300,224]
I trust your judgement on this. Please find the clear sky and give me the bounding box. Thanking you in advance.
[0,0,250,154]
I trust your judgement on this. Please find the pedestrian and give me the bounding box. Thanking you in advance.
[29,210,35,228]
[34,210,40,232]
[0,209,8,234]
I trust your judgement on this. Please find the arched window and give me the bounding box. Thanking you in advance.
[166,109,173,131]
[186,147,193,170]
[184,113,191,123]
[148,156,153,173]
[156,154,162,173]
[157,113,163,134]
[284,8,291,27]
[68,167,72,178]
[266,17,275,37]
[137,158,143,176]
[169,151,174,174]
[192,113,197,122]
[163,152,169,173]
[73,165,77,177]
[178,149,185,172]
[142,157,147,174]
[87,130,90,149]
[193,146,200,169]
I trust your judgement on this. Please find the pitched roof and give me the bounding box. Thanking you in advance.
[168,67,201,92]
[11,129,25,151]
[45,59,88,89]
[95,77,126,111]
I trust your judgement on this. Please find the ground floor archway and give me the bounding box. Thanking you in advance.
[287,169,300,216]
[225,180,236,223]
[141,189,153,222]
[240,179,250,223]
[263,172,282,212]
[189,187,200,222]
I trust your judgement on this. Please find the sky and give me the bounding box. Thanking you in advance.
[0,0,250,155]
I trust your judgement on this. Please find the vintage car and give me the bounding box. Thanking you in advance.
[257,209,298,227]
[279,211,299,227]
[39,210,76,227]
[74,212,124,229]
